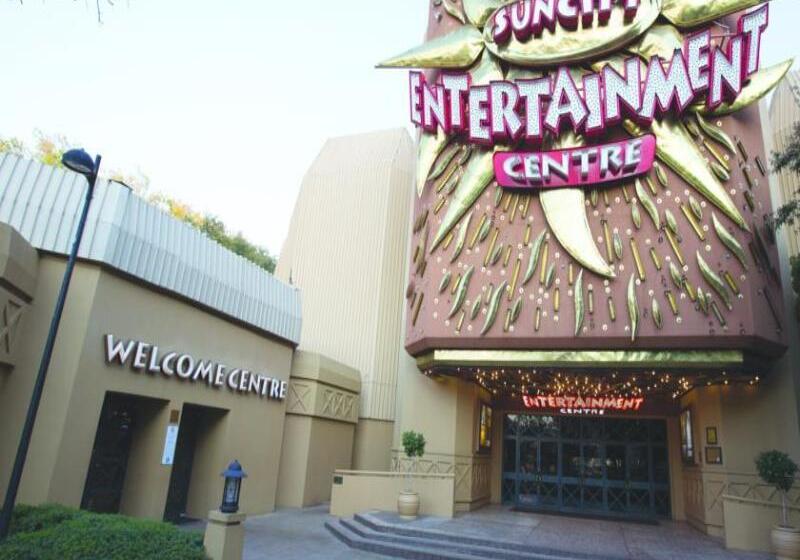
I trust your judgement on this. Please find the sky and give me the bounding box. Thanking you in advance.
[0,0,798,256]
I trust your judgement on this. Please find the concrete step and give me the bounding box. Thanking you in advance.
[339,516,576,560]
[325,518,490,560]
[353,511,627,560]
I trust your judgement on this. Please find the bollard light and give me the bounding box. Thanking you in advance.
[220,460,247,514]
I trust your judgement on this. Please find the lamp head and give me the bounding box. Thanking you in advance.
[61,149,96,177]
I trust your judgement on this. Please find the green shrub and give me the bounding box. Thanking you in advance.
[401,430,426,459]
[0,504,207,560]
[756,450,799,528]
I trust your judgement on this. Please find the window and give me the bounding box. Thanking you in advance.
[680,409,695,464]
[478,403,493,453]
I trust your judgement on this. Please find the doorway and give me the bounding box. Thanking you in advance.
[501,414,670,520]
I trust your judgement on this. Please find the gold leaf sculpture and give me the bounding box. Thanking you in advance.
[574,269,585,337]
[627,273,639,343]
[696,251,733,311]
[712,212,748,270]
[377,26,484,69]
[482,280,507,335]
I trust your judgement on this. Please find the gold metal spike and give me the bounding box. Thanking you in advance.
[429,141,461,184]
[710,161,731,183]
[652,297,663,330]
[696,251,733,311]
[635,179,660,230]
[723,271,740,295]
[509,193,520,223]
[665,209,680,238]
[632,203,642,229]
[602,220,614,263]
[524,224,532,245]
[574,269,585,337]
[412,292,424,326]
[554,288,561,313]
[377,26,484,69]
[669,261,683,292]
[483,0,661,67]
[627,273,639,343]
[665,227,685,267]
[743,167,755,190]
[539,242,550,285]
[661,0,763,28]
[697,112,736,155]
[502,192,512,212]
[744,190,755,212]
[613,231,624,261]
[521,195,531,218]
[698,60,794,117]
[523,230,546,286]
[534,306,542,332]
[494,184,503,207]
[622,184,631,203]
[630,238,646,281]
[590,189,599,208]
[685,281,697,302]
[654,162,668,188]
[449,266,475,318]
[463,0,507,28]
[416,129,448,197]
[665,291,679,316]
[503,309,511,332]
[482,280,507,335]
[441,0,466,23]
[503,244,512,267]
[509,258,522,300]
[763,290,783,331]
[568,263,574,286]
[434,196,447,215]
[645,176,658,196]
[603,191,610,207]
[649,247,662,271]
[469,214,487,249]
[711,212,748,270]
[755,156,767,177]
[625,118,748,230]
[439,271,452,293]
[588,285,595,315]
[710,300,727,327]
[484,226,499,267]
[689,196,703,221]
[541,133,615,278]
[432,148,502,251]
[704,140,730,173]
[485,283,494,306]
[451,273,461,295]
[456,310,466,333]
[451,211,473,263]
[544,263,556,290]
[681,204,706,241]
[736,138,749,162]
[607,296,617,322]
[696,288,709,315]
[470,297,482,321]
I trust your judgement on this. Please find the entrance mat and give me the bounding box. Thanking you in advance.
[511,506,660,526]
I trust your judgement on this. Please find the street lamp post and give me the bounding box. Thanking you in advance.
[0,149,102,540]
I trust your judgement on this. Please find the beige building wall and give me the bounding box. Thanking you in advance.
[0,252,295,520]
[276,129,415,470]
[770,70,800,258]
[276,351,360,508]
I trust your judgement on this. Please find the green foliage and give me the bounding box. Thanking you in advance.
[773,122,800,230]
[0,131,276,274]
[401,431,426,459]
[0,504,207,560]
[756,450,798,493]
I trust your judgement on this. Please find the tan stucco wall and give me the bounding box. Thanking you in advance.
[0,254,294,520]
[276,351,360,508]
[352,418,394,472]
[330,471,455,518]
[276,129,415,471]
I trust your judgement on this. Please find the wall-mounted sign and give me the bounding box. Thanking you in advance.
[494,135,655,188]
[161,424,179,465]
[523,394,645,415]
[103,334,287,402]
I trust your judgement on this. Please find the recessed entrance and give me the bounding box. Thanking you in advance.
[501,414,670,520]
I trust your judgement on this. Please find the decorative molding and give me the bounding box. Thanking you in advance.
[0,294,25,366]
[286,379,359,424]
[391,450,490,505]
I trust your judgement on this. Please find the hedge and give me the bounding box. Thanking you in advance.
[0,504,208,560]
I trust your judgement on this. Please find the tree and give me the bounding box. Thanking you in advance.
[0,131,277,274]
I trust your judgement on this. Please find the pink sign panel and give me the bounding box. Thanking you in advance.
[493,135,656,189]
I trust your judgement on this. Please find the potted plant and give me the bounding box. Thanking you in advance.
[398,430,426,519]
[756,450,800,559]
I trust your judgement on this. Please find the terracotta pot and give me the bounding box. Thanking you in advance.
[772,525,800,560]
[397,491,420,520]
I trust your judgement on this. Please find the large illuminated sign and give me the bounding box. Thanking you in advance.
[523,394,645,415]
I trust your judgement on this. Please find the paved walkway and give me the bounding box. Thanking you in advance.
[242,504,772,560]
